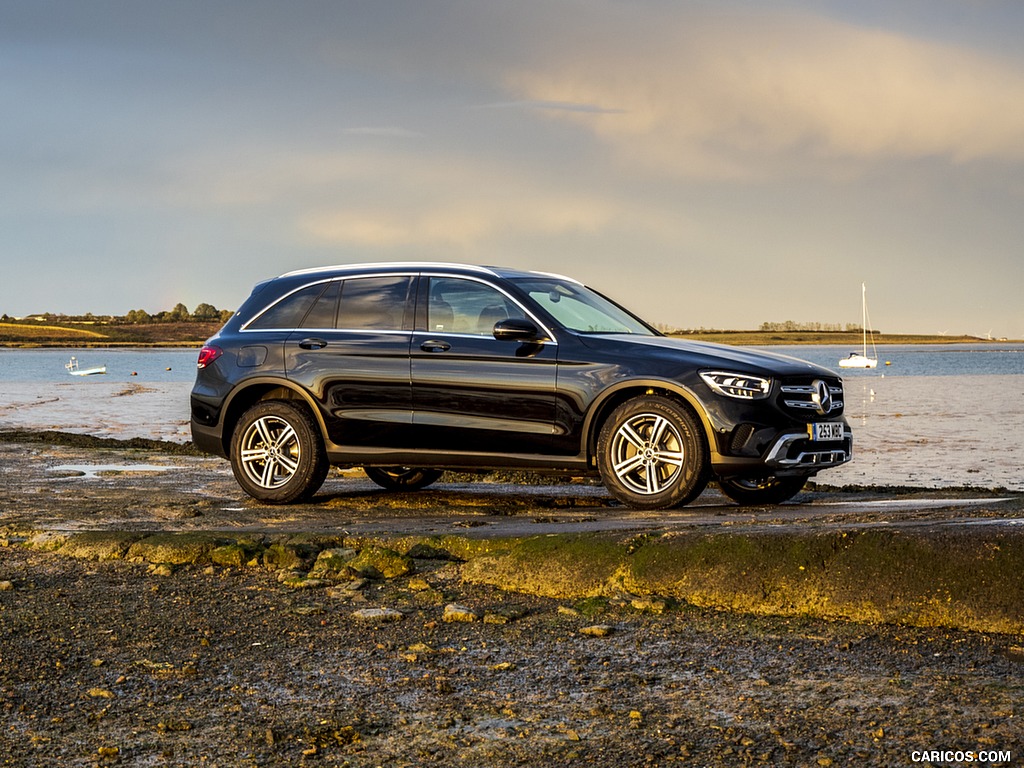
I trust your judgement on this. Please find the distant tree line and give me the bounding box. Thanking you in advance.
[2,302,233,325]
[118,302,232,324]
[758,321,865,333]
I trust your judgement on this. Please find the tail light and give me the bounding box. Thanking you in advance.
[197,345,223,369]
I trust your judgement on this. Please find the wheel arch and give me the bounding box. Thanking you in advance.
[583,379,716,466]
[219,378,326,457]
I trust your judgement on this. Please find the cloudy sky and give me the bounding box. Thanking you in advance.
[3,0,1023,337]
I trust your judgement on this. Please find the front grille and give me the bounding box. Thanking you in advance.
[778,379,844,417]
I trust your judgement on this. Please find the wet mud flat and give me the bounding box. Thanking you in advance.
[1,433,1023,765]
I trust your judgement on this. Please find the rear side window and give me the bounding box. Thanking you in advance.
[337,276,411,331]
[247,283,327,330]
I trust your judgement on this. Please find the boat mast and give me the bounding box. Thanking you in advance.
[861,282,867,357]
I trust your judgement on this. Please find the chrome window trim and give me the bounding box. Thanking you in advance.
[419,271,558,345]
[239,269,557,344]
[240,272,418,333]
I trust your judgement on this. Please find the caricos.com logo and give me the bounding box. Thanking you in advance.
[910,750,1012,764]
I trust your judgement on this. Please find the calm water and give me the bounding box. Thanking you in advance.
[0,348,200,383]
[1,344,1022,491]
[3,343,1023,382]
[761,343,1024,377]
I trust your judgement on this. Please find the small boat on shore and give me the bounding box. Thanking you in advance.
[66,356,107,376]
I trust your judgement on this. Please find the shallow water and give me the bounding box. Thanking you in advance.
[1,346,1022,491]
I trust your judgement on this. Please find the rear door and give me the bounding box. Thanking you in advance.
[286,274,414,447]
[409,274,559,455]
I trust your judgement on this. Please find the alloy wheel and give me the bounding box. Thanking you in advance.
[609,412,686,496]
[238,415,301,489]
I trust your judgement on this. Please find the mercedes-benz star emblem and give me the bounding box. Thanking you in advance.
[811,379,832,415]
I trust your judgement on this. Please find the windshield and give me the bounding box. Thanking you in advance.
[512,278,656,335]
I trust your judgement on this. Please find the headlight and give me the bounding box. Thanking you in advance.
[700,371,771,399]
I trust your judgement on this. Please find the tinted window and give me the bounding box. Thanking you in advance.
[248,283,327,330]
[299,281,340,329]
[337,276,411,331]
[428,277,519,336]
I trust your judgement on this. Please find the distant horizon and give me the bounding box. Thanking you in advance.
[3,308,1020,343]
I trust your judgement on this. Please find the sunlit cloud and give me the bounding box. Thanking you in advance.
[294,150,695,250]
[506,10,1024,179]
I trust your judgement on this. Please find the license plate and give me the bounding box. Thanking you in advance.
[809,422,844,441]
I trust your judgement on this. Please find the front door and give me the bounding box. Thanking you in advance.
[410,275,558,455]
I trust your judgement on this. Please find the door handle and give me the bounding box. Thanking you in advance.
[298,338,328,350]
[420,340,451,353]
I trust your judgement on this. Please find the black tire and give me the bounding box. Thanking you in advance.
[718,475,807,506]
[364,466,443,492]
[597,395,709,510]
[229,400,329,504]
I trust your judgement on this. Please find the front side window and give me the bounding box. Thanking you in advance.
[337,276,412,331]
[427,277,520,336]
[512,278,654,335]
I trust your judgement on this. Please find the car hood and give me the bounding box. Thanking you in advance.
[578,334,836,377]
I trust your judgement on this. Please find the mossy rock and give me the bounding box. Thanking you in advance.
[262,542,317,571]
[211,542,263,568]
[59,532,145,561]
[127,533,229,565]
[308,548,358,578]
[347,546,414,579]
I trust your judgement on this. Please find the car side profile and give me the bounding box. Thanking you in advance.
[190,263,852,509]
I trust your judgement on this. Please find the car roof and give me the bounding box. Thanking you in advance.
[277,262,579,284]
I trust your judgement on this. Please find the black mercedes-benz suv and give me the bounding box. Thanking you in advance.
[191,263,851,509]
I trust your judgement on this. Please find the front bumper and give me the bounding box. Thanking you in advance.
[710,422,852,478]
[763,427,853,473]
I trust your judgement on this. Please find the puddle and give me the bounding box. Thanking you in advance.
[47,463,175,480]
[817,498,1012,510]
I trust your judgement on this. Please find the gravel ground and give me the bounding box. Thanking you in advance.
[1,546,1021,767]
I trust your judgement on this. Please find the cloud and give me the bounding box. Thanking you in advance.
[475,99,625,114]
[293,149,695,250]
[504,9,1024,179]
[343,126,425,139]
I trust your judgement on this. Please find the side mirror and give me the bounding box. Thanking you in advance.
[493,318,543,342]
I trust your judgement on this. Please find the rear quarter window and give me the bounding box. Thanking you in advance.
[247,283,326,330]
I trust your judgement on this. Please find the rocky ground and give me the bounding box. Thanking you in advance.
[1,546,1021,767]
[0,434,1021,766]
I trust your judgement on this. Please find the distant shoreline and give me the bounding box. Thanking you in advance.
[1,323,1018,348]
[666,331,1021,346]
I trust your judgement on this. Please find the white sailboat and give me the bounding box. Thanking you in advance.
[838,283,878,369]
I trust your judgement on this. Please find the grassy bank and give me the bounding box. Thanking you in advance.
[0,320,222,347]
[2,322,1011,347]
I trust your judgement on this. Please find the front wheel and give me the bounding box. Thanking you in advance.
[597,396,709,510]
[363,467,443,492]
[230,400,328,504]
[718,475,807,506]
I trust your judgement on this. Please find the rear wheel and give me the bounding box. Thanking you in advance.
[597,396,709,510]
[718,475,807,506]
[230,401,328,504]
[364,466,443,492]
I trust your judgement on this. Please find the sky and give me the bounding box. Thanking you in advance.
[2,0,1023,338]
